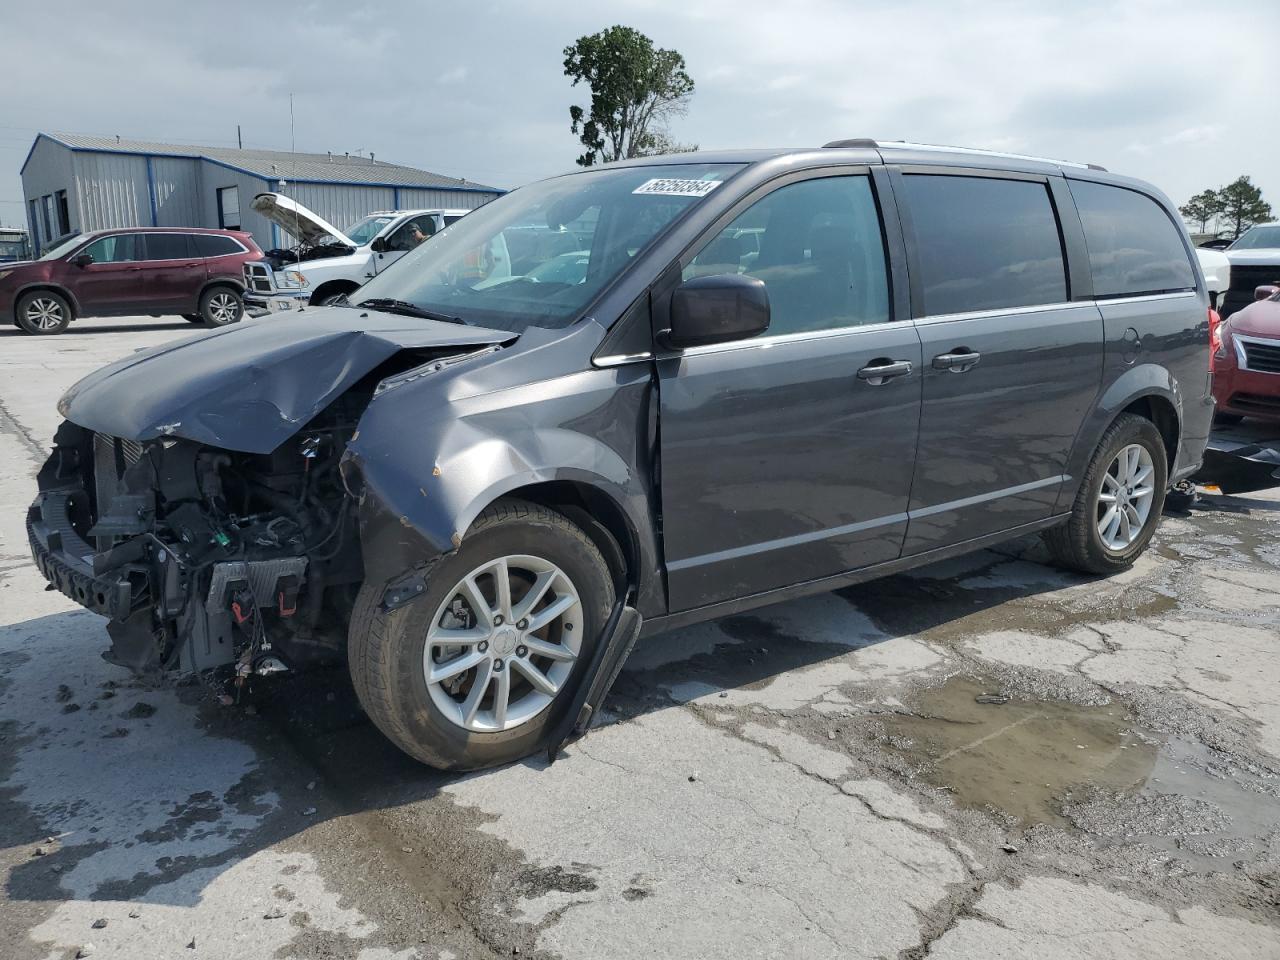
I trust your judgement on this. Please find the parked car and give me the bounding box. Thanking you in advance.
[1212,282,1280,422]
[29,141,1213,770]
[1196,245,1231,311]
[1221,222,1280,320]
[0,226,31,263]
[1,227,258,334]
[242,194,473,314]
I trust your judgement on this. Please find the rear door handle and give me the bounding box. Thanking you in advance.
[932,350,981,372]
[856,359,913,383]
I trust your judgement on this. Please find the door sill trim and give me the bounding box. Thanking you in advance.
[642,513,1069,637]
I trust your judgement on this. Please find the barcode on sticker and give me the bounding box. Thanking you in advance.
[632,178,722,198]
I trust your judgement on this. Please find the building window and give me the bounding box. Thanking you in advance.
[29,198,41,249]
[55,190,71,236]
[42,195,55,241]
[217,186,241,230]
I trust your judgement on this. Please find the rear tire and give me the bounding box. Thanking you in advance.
[199,287,243,328]
[1044,413,1168,574]
[348,499,614,770]
[15,291,72,335]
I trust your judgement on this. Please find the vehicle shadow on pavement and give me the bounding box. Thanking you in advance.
[0,537,1097,915]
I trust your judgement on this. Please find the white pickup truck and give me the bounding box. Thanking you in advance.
[242,193,472,314]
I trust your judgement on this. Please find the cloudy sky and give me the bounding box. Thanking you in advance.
[3,0,1275,230]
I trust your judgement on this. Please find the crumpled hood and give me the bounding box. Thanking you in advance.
[58,309,513,454]
[251,192,355,248]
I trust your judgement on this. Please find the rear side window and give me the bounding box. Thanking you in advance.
[192,234,244,257]
[143,234,193,261]
[902,175,1067,316]
[1071,181,1195,298]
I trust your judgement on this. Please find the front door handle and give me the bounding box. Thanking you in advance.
[932,350,981,372]
[856,359,913,384]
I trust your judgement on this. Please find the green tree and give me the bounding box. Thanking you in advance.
[564,26,696,167]
[1179,189,1222,234]
[1216,176,1272,239]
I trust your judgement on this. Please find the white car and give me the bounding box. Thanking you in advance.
[242,193,472,314]
[1195,245,1231,312]
[1222,222,1280,319]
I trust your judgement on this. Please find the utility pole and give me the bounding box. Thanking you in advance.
[237,124,243,149]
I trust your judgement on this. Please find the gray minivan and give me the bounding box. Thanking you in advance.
[30,140,1213,769]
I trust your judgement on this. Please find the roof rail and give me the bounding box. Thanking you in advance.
[822,138,1106,172]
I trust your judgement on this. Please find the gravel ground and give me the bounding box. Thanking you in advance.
[1,315,1278,960]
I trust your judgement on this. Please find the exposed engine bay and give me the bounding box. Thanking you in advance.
[27,341,490,686]
[263,240,356,269]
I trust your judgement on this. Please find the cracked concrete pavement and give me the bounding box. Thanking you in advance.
[1,316,1278,959]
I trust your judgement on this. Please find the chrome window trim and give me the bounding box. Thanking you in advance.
[1235,333,1280,375]
[1093,290,1197,306]
[595,291,1200,366]
[663,317,918,360]
[913,300,1089,326]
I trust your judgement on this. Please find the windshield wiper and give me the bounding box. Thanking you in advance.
[356,298,464,324]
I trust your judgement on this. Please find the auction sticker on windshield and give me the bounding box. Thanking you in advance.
[632,178,723,198]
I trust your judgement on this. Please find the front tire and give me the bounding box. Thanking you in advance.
[15,291,72,335]
[348,499,614,770]
[199,287,243,328]
[1044,413,1168,574]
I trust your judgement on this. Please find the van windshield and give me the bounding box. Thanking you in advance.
[350,163,743,332]
[345,215,395,246]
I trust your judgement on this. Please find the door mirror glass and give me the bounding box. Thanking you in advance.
[70,253,93,267]
[665,274,770,349]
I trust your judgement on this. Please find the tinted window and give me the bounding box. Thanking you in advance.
[684,175,890,334]
[192,234,244,257]
[903,175,1067,316]
[82,234,140,263]
[1072,181,1195,297]
[143,234,192,260]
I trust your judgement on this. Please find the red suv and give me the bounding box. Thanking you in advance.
[1,227,260,335]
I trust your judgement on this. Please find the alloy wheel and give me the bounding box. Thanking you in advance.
[208,292,239,324]
[25,298,64,331]
[424,555,583,733]
[1097,442,1156,551]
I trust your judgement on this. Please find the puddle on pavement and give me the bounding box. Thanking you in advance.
[882,676,1279,867]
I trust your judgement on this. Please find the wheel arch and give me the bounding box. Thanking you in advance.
[1057,365,1184,512]
[309,279,360,305]
[488,480,639,595]
[198,278,245,300]
[13,282,81,319]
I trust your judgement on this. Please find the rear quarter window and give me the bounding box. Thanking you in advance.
[192,234,245,257]
[1070,181,1195,298]
[902,174,1068,316]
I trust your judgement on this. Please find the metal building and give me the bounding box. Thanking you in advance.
[20,132,503,255]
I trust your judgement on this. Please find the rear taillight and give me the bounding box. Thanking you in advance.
[1209,308,1224,362]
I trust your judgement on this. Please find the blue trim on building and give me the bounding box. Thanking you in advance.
[144,156,159,226]
[23,135,505,194]
[266,180,280,249]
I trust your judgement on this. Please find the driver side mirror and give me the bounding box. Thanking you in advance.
[370,237,388,253]
[663,274,771,349]
[1256,284,1279,302]
[70,253,94,268]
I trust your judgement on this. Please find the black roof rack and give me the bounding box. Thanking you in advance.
[822,138,878,149]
